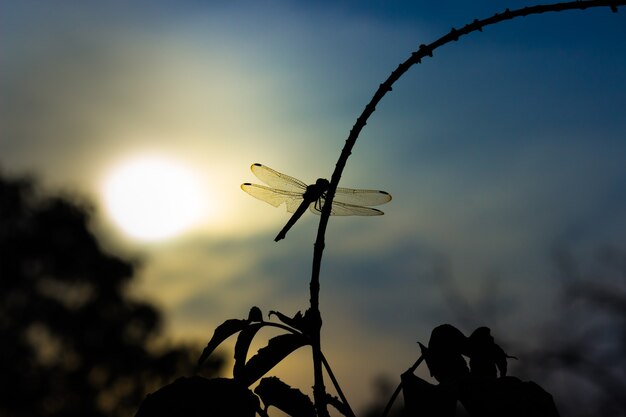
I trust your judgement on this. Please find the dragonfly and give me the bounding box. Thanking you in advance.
[241,163,392,241]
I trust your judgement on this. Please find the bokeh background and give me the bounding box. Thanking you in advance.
[2,1,625,416]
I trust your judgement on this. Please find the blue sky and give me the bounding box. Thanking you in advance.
[2,0,625,413]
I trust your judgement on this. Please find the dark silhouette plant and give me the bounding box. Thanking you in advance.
[136,1,625,416]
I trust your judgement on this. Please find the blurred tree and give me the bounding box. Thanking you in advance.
[0,173,221,417]
[521,247,626,417]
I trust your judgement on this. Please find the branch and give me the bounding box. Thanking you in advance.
[381,355,424,417]
[308,1,624,416]
[321,354,357,417]
[326,0,625,214]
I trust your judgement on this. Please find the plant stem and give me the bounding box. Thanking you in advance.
[307,1,624,415]
[322,354,357,417]
[264,322,355,416]
[381,355,424,417]
[308,231,328,416]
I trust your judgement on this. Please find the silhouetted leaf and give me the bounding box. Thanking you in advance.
[423,324,469,384]
[459,375,560,417]
[248,306,263,322]
[325,394,350,417]
[254,377,315,417]
[401,372,456,417]
[236,334,309,386]
[467,327,513,377]
[136,377,259,417]
[198,319,250,367]
[268,310,303,332]
[233,323,265,378]
[268,308,317,336]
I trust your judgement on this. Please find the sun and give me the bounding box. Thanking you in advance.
[102,155,206,242]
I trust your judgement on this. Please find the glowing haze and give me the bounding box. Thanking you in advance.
[102,155,207,241]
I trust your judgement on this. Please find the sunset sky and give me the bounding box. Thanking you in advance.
[2,0,625,413]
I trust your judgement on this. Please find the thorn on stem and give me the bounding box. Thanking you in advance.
[419,44,433,57]
[450,28,459,41]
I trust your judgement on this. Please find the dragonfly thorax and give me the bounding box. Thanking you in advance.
[304,178,329,201]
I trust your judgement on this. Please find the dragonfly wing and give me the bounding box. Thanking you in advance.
[250,163,308,192]
[241,183,303,213]
[285,196,303,213]
[308,200,384,216]
[334,187,392,206]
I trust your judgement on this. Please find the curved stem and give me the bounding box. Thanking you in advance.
[325,0,624,218]
[308,2,624,416]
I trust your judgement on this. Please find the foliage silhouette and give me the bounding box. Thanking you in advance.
[255,377,316,417]
[136,1,624,416]
[135,377,258,417]
[0,173,221,417]
[363,248,626,417]
[401,325,560,417]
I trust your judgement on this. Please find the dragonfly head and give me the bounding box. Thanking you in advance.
[315,178,330,189]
